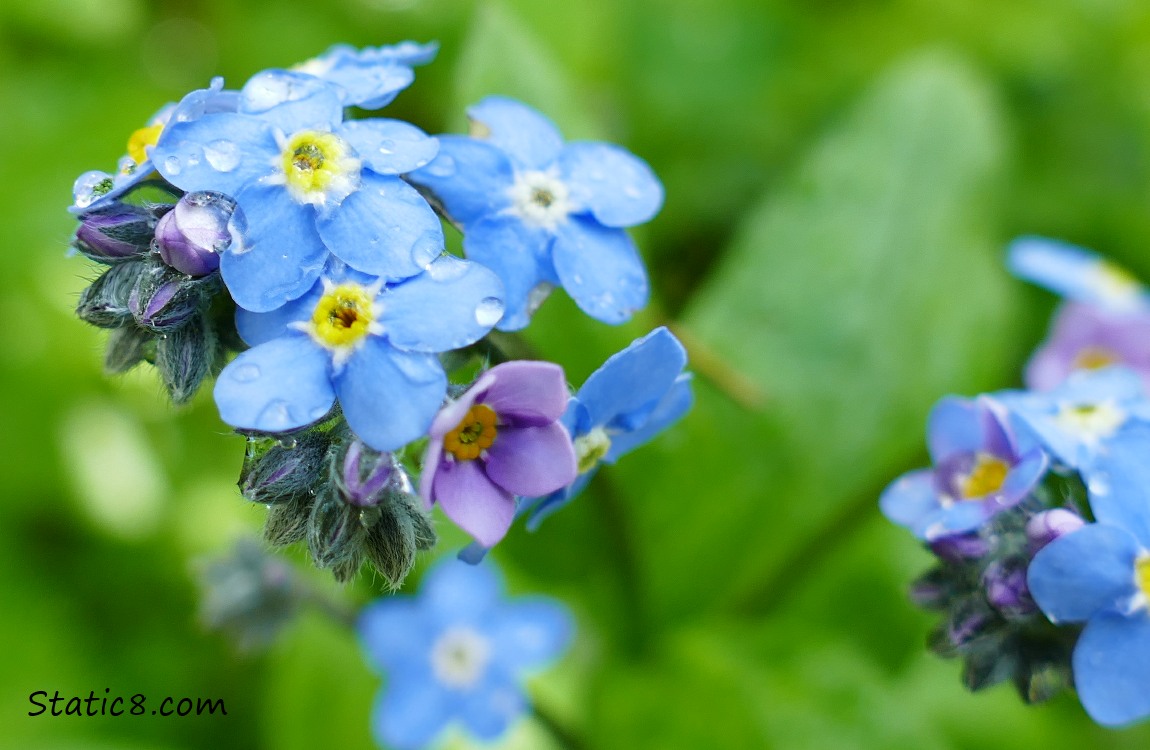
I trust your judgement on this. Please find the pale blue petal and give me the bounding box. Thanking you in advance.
[317,172,442,281]
[462,215,554,331]
[213,336,334,432]
[222,184,328,312]
[238,70,342,134]
[552,217,648,324]
[372,673,454,750]
[490,598,574,671]
[522,470,593,530]
[234,286,319,346]
[605,374,693,462]
[577,327,687,428]
[559,142,663,227]
[378,256,504,352]
[335,340,446,451]
[920,502,990,540]
[459,670,526,741]
[338,119,439,175]
[409,136,515,225]
[166,76,238,124]
[152,113,278,194]
[1007,235,1150,313]
[421,559,502,626]
[1027,524,1141,623]
[1074,612,1150,727]
[468,96,564,169]
[358,598,433,672]
[878,469,938,532]
[325,63,414,110]
[1084,423,1150,546]
[926,397,987,463]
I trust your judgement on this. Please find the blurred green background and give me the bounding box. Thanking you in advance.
[6,0,1150,747]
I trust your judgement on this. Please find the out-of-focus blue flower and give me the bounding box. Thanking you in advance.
[359,558,573,750]
[522,326,692,527]
[1007,236,1150,314]
[1025,301,1150,392]
[410,96,663,329]
[292,41,438,110]
[212,258,503,451]
[1028,424,1150,727]
[997,367,1150,473]
[151,70,442,312]
[880,396,1048,541]
[71,77,238,214]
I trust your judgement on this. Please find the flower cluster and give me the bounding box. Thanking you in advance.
[882,238,1150,727]
[72,38,693,749]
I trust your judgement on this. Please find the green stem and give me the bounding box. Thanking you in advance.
[533,700,588,750]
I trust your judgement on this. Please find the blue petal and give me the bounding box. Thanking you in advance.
[522,470,594,530]
[222,184,328,312]
[361,40,440,67]
[234,286,319,346]
[358,598,433,672]
[462,215,554,332]
[605,373,694,462]
[338,119,439,175]
[1083,423,1150,546]
[378,256,504,352]
[1007,235,1150,313]
[335,339,446,451]
[409,136,515,225]
[167,76,239,124]
[490,598,574,671]
[1027,523,1141,623]
[927,397,990,463]
[577,326,688,429]
[559,142,663,227]
[371,672,454,750]
[213,336,334,432]
[238,70,342,134]
[459,669,526,741]
[1074,612,1150,727]
[551,217,648,324]
[316,172,442,281]
[878,469,938,532]
[920,502,992,540]
[152,113,278,194]
[420,558,502,626]
[338,65,414,110]
[468,96,564,169]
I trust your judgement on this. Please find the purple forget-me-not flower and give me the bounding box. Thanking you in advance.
[410,96,664,330]
[213,257,503,451]
[420,360,577,548]
[880,396,1048,541]
[359,558,573,749]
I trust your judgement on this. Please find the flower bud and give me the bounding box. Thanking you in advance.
[241,433,332,506]
[155,191,236,276]
[75,205,158,261]
[1025,508,1085,553]
[307,491,366,571]
[155,312,218,404]
[196,539,300,652]
[983,560,1036,617]
[929,533,989,563]
[76,260,146,328]
[336,440,395,507]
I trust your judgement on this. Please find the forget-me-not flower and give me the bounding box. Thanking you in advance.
[880,396,1048,541]
[522,326,692,527]
[151,70,442,312]
[293,41,438,110]
[213,257,503,451]
[420,361,577,548]
[1007,236,1150,314]
[1026,301,1150,392]
[411,96,663,329]
[359,558,573,749]
[1028,423,1150,727]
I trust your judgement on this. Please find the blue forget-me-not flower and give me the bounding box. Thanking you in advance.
[410,96,664,330]
[359,558,573,749]
[293,41,438,110]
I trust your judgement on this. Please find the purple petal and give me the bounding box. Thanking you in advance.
[485,423,577,497]
[433,459,517,547]
[481,361,570,426]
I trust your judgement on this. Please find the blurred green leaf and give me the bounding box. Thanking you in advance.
[612,49,1022,623]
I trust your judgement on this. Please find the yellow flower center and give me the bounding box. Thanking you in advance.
[444,404,498,461]
[1071,346,1119,371]
[960,453,1009,499]
[574,427,612,474]
[310,284,375,349]
[126,124,164,166]
[1137,554,1150,599]
[280,130,360,205]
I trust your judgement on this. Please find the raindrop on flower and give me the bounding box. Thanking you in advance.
[474,297,504,327]
[204,140,241,172]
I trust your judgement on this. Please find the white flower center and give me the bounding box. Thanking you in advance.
[430,626,491,689]
[1092,260,1144,310]
[1054,400,1126,444]
[507,169,572,230]
[574,426,612,474]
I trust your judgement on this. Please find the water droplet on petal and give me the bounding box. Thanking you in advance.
[232,363,261,383]
[258,400,294,430]
[424,155,456,178]
[204,139,241,172]
[378,139,396,155]
[164,155,182,175]
[412,233,443,268]
[308,405,330,421]
[425,256,467,282]
[474,297,504,327]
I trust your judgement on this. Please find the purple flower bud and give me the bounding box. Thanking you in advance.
[337,440,395,507]
[929,533,990,563]
[983,560,1036,616]
[155,191,236,276]
[1025,508,1085,553]
[75,205,157,259]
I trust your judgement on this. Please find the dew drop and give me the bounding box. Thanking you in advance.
[232,363,261,383]
[378,139,396,155]
[204,140,241,172]
[474,297,504,327]
[308,405,331,421]
[426,256,467,282]
[258,400,294,430]
[164,155,182,175]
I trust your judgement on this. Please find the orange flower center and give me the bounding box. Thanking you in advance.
[444,404,498,461]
